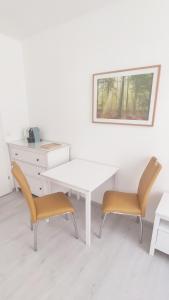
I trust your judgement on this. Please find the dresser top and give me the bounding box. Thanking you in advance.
[8,140,69,152]
[156,192,169,220]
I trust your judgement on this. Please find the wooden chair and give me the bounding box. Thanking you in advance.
[11,161,79,251]
[99,157,162,242]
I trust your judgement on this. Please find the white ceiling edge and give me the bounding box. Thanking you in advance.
[0,0,113,40]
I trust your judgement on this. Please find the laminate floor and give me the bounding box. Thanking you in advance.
[0,191,169,300]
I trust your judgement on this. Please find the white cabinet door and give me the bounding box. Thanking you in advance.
[0,120,12,196]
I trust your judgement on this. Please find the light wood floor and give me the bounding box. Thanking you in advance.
[0,191,169,300]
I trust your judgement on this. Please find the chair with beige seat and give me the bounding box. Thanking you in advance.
[11,161,79,251]
[99,157,162,242]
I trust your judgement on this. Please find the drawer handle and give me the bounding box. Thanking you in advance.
[39,187,42,190]
[38,172,40,175]
[36,158,39,162]
[15,153,18,156]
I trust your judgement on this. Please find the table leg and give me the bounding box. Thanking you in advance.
[68,190,72,197]
[85,192,91,247]
[149,215,160,256]
[76,192,80,200]
[113,173,118,191]
[48,180,52,194]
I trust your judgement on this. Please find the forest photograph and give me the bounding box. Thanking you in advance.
[97,73,153,121]
[93,65,160,126]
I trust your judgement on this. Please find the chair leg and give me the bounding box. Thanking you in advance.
[30,221,33,231]
[30,220,33,231]
[139,216,143,243]
[136,216,139,224]
[64,213,69,221]
[33,222,38,251]
[71,213,79,239]
[98,213,108,238]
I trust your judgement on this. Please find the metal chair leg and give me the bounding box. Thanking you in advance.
[71,213,79,239]
[64,213,69,221]
[33,222,38,251]
[136,216,139,224]
[30,220,33,231]
[139,216,143,243]
[98,213,108,238]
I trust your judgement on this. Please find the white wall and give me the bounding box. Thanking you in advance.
[0,34,29,193]
[0,34,29,140]
[23,0,169,222]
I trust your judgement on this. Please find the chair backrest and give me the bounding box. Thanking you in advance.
[11,161,37,222]
[137,157,162,216]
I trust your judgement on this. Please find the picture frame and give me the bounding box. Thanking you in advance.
[92,65,161,126]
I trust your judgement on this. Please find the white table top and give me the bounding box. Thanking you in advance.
[42,158,118,193]
[156,192,169,219]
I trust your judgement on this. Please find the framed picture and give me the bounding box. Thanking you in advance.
[92,65,161,126]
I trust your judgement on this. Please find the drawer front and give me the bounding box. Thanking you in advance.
[27,176,47,197]
[156,230,169,255]
[15,160,46,178]
[11,147,46,167]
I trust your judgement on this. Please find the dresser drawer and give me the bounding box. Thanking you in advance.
[11,147,46,167]
[15,160,46,178]
[27,176,47,197]
[156,230,169,255]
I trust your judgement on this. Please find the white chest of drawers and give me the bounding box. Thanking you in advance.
[8,140,70,196]
[150,193,169,256]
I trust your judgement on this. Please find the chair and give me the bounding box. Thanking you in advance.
[11,161,79,251]
[99,157,162,242]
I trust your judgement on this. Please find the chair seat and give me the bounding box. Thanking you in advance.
[102,191,141,215]
[34,192,74,220]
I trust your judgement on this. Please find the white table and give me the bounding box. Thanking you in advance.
[150,192,169,256]
[42,158,118,246]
